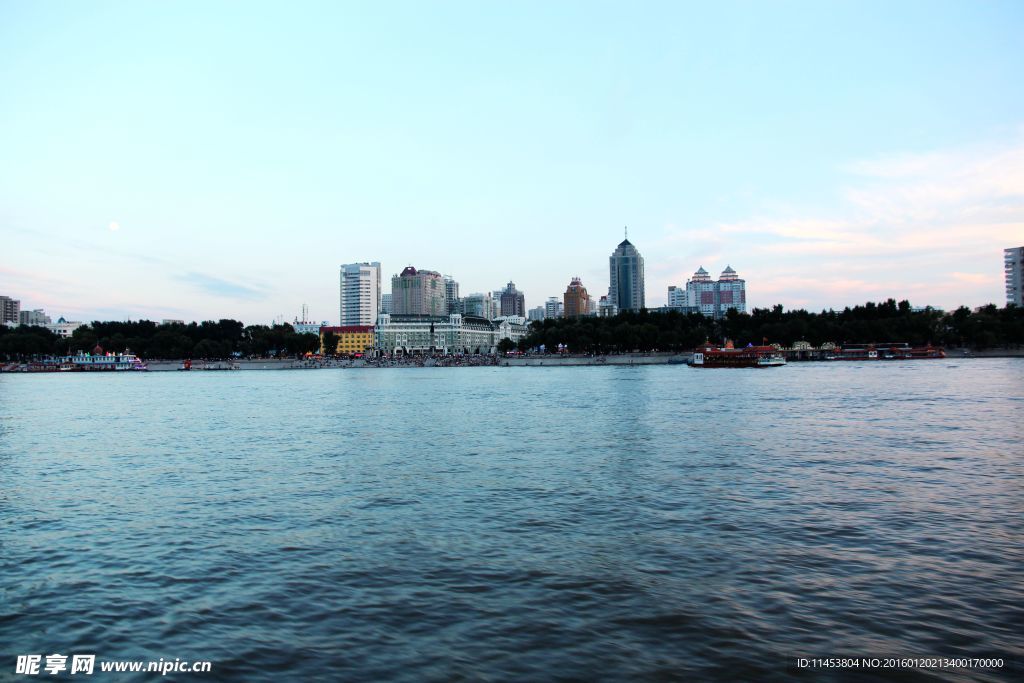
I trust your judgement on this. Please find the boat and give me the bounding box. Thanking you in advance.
[831,343,945,360]
[62,347,148,371]
[689,341,786,368]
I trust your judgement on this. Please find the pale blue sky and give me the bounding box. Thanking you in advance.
[2,0,1022,323]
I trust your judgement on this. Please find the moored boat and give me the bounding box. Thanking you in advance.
[690,341,786,368]
[831,343,945,360]
[53,345,147,371]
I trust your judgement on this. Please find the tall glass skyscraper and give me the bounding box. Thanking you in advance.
[608,234,645,312]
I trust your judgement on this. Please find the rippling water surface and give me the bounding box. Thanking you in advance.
[1,361,1021,681]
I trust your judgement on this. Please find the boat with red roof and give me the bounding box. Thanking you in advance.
[689,341,786,368]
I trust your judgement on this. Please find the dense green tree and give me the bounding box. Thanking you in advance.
[3,303,1021,361]
[519,301,1024,354]
[0,325,57,358]
[321,331,339,356]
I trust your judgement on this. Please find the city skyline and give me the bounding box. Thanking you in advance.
[2,2,1023,324]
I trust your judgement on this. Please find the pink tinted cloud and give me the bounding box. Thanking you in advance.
[696,133,1024,309]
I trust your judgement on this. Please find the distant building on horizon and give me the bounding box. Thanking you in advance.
[444,275,460,314]
[340,262,382,327]
[463,292,495,320]
[292,319,329,335]
[392,266,447,316]
[1,295,20,325]
[598,295,617,317]
[19,308,51,326]
[1006,246,1024,306]
[667,285,686,309]
[544,296,563,319]
[608,232,645,312]
[47,317,84,338]
[563,277,590,318]
[527,305,545,322]
[499,281,525,317]
[380,293,393,315]
[681,265,747,319]
[489,290,503,319]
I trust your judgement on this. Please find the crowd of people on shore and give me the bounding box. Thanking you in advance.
[360,353,499,368]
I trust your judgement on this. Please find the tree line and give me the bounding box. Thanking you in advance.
[0,319,321,360]
[519,300,1024,353]
[2,300,1021,360]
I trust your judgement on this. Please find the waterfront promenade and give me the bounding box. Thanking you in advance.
[138,348,1022,371]
[140,353,693,371]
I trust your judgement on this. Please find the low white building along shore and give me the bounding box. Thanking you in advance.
[47,317,85,338]
[375,313,528,356]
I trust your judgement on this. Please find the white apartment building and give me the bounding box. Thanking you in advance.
[340,262,382,327]
[19,309,51,326]
[544,297,563,319]
[1006,246,1024,306]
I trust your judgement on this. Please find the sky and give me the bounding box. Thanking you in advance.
[1,0,1022,324]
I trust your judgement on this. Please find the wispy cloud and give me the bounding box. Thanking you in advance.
[176,272,267,301]
[693,132,1024,309]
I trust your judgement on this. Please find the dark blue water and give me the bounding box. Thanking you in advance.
[1,361,1021,681]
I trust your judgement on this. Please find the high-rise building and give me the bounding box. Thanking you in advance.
[608,232,645,312]
[1,296,21,325]
[715,266,746,315]
[380,293,393,315]
[444,275,461,314]
[490,291,503,319]
[500,281,525,317]
[544,297,563,319]
[462,292,494,319]
[339,262,381,327]
[667,286,686,309]
[19,309,51,326]
[1006,246,1024,306]
[598,295,617,317]
[563,277,590,318]
[527,306,546,322]
[683,265,747,319]
[392,266,447,316]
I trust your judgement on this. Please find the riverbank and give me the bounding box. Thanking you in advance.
[144,353,693,370]
[501,353,691,366]
[6,349,1024,373]
[145,358,345,372]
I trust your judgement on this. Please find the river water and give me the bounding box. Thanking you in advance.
[1,361,1021,681]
